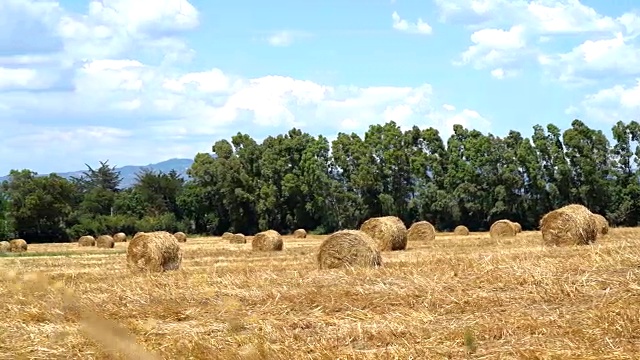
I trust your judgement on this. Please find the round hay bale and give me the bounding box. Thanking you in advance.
[96,235,115,248]
[317,230,382,269]
[230,233,246,244]
[252,230,283,251]
[593,214,609,235]
[78,235,96,247]
[126,231,183,273]
[293,229,307,238]
[134,232,145,239]
[359,216,407,251]
[0,241,10,252]
[173,231,187,243]
[453,225,469,235]
[222,232,234,241]
[407,221,436,242]
[9,239,27,253]
[489,219,517,238]
[540,204,598,246]
[512,222,522,233]
[113,232,127,242]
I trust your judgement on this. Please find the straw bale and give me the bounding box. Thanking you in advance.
[78,235,96,247]
[512,222,522,233]
[222,232,234,241]
[0,241,9,252]
[453,225,469,235]
[359,216,407,251]
[173,231,187,243]
[593,214,609,235]
[539,204,598,246]
[112,232,126,242]
[317,230,382,269]
[293,229,307,238]
[230,233,246,244]
[96,235,115,248]
[489,219,517,238]
[407,221,436,242]
[126,231,183,273]
[9,239,27,252]
[252,230,283,251]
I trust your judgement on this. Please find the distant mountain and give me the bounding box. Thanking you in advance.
[0,158,195,189]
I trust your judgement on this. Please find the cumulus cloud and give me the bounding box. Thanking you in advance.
[391,11,433,35]
[435,0,638,82]
[567,79,640,124]
[0,0,491,174]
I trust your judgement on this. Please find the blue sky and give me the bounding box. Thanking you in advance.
[1,0,639,174]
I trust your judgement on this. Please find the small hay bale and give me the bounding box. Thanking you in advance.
[407,221,436,242]
[0,241,10,252]
[539,204,598,246]
[222,232,234,241]
[78,235,96,247]
[96,235,115,249]
[453,225,469,235]
[293,229,307,238]
[512,222,522,233]
[113,232,127,242]
[9,239,27,253]
[230,233,246,244]
[252,230,283,251]
[317,230,382,269]
[593,214,609,235]
[126,231,183,273]
[173,231,187,243]
[359,216,407,251]
[489,219,517,238]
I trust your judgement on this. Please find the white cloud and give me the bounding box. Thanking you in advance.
[457,25,528,70]
[541,32,640,84]
[392,11,433,35]
[567,79,640,124]
[0,0,491,174]
[435,0,638,81]
[266,31,310,47]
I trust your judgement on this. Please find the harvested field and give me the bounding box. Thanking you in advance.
[1,229,640,359]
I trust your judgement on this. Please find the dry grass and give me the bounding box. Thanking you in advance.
[1,229,640,359]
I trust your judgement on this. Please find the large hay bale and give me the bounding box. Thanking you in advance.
[9,239,27,253]
[407,221,436,242]
[78,235,96,247]
[134,232,144,238]
[173,231,187,243]
[593,214,609,235]
[293,229,307,238]
[317,230,382,269]
[222,232,234,241]
[0,241,10,252]
[230,233,246,244]
[126,231,183,273]
[359,216,407,251]
[96,235,115,248]
[539,204,598,246]
[113,232,127,242]
[512,222,522,233]
[252,230,283,251]
[453,225,469,235]
[489,219,517,238]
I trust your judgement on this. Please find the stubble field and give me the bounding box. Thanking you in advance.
[1,228,639,359]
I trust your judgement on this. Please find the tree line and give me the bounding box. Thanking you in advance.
[1,119,638,243]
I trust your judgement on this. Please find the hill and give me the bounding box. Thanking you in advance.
[0,158,194,188]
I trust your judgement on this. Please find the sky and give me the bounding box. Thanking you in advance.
[1,0,639,174]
